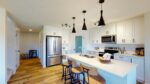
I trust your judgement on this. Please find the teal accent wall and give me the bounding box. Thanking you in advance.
[75,36,82,53]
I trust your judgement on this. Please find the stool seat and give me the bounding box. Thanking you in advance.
[71,67,81,73]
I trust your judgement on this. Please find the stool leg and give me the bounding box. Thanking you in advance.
[61,66,64,80]
[64,67,66,84]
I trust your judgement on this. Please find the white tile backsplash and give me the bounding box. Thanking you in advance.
[92,44,144,51]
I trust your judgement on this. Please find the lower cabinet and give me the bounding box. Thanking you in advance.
[114,55,132,62]
[114,54,145,82]
[132,57,145,82]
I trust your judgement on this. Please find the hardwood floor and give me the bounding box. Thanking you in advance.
[8,58,143,84]
[8,58,64,84]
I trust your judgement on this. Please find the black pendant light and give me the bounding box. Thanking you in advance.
[72,17,76,33]
[82,10,87,30]
[98,0,105,26]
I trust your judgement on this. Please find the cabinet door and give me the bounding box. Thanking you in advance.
[62,29,70,44]
[89,28,95,44]
[107,23,117,35]
[114,55,125,61]
[114,55,132,62]
[132,57,145,82]
[89,28,101,44]
[133,17,144,44]
[117,22,125,44]
[124,20,134,44]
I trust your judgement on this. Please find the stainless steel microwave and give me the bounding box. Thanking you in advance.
[101,35,116,43]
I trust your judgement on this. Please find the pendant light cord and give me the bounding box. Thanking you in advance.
[101,3,103,11]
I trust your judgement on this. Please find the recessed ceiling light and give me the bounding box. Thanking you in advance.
[29,29,32,32]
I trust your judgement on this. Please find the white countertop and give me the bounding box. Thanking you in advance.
[65,54,137,78]
[114,53,144,58]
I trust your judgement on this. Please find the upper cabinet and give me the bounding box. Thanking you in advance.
[116,22,125,44]
[116,16,144,44]
[101,23,117,36]
[89,27,101,44]
[89,16,144,45]
[117,20,134,44]
[132,17,144,44]
[61,29,70,44]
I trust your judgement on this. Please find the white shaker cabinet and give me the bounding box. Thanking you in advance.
[132,57,145,82]
[114,54,145,82]
[89,16,144,44]
[89,28,101,44]
[116,16,144,44]
[116,22,125,44]
[101,24,116,36]
[114,54,132,62]
[132,17,144,44]
[61,29,70,44]
[124,20,134,44]
[117,20,133,44]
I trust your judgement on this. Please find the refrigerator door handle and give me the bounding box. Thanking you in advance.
[55,38,56,54]
[53,38,55,54]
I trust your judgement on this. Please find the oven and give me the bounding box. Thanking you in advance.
[99,47,119,59]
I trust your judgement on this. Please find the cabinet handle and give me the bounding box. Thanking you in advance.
[132,38,135,43]
[106,31,109,34]
[119,56,124,58]
[124,39,126,43]
[96,40,98,43]
[130,59,132,63]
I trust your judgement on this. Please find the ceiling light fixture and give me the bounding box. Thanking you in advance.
[98,0,105,26]
[62,24,71,28]
[72,17,76,33]
[82,10,87,30]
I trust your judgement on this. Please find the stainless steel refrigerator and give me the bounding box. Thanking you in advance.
[46,36,62,67]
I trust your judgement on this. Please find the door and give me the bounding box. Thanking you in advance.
[55,37,62,55]
[47,37,55,56]
[117,22,125,44]
[47,36,62,56]
[75,36,82,53]
[16,31,20,67]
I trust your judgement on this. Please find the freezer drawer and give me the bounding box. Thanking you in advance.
[47,56,61,66]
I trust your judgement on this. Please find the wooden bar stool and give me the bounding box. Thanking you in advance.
[80,64,105,84]
[61,61,72,84]
[70,67,86,84]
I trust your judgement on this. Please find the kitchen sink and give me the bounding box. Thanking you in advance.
[81,54,95,58]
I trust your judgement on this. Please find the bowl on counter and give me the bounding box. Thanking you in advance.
[99,57,111,63]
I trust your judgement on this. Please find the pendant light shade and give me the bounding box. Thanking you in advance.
[98,0,105,26]
[72,17,76,33]
[82,10,87,30]
[98,10,105,26]
[72,24,76,33]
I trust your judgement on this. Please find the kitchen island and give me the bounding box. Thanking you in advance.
[65,54,137,84]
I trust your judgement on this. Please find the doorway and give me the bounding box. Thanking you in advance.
[75,36,82,53]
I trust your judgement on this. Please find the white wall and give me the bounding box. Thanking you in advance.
[144,12,150,84]
[20,32,40,57]
[0,8,7,84]
[6,16,17,72]
[39,29,44,66]
[69,29,91,53]
[6,16,21,81]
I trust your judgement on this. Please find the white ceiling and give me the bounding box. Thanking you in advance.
[0,0,150,32]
